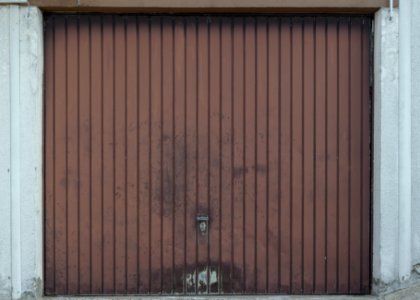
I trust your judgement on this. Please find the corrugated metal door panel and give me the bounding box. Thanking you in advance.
[44,15,372,295]
[279,17,292,293]
[326,18,339,292]
[313,17,327,294]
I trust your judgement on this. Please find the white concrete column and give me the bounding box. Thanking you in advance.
[0,5,43,300]
[373,7,400,293]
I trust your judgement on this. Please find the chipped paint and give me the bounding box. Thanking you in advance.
[197,268,208,293]
[209,268,219,292]
[185,267,219,294]
[185,270,196,294]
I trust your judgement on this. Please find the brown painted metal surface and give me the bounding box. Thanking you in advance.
[44,15,372,295]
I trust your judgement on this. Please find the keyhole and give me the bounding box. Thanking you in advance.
[196,214,209,235]
[199,221,207,233]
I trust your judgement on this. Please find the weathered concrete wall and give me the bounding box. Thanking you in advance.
[0,5,43,300]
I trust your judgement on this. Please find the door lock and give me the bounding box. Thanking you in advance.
[196,215,209,235]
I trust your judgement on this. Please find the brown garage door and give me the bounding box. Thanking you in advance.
[44,15,372,295]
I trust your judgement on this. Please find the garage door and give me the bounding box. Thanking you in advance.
[44,15,372,295]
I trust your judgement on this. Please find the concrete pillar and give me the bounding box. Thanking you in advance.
[372,7,400,293]
[373,5,420,293]
[0,5,43,300]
